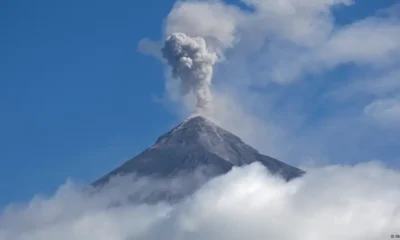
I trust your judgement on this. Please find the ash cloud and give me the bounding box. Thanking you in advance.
[161,33,218,110]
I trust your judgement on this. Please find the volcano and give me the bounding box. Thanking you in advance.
[93,116,304,201]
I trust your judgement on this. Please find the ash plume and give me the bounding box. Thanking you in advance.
[162,33,217,110]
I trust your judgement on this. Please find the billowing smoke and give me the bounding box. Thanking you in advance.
[162,33,217,110]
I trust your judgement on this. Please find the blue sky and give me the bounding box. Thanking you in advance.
[1,0,399,208]
[1,0,178,206]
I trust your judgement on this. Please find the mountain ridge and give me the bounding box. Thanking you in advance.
[94,116,304,187]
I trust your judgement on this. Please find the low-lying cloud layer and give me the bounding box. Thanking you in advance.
[1,162,400,240]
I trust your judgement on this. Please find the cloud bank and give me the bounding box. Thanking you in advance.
[1,163,400,240]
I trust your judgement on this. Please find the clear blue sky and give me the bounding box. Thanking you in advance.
[0,0,397,207]
[0,0,179,207]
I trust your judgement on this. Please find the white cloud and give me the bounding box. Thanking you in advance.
[161,1,400,84]
[137,38,163,60]
[326,69,400,102]
[164,1,244,51]
[365,71,400,96]
[239,0,352,46]
[364,97,400,128]
[318,16,400,68]
[1,162,400,240]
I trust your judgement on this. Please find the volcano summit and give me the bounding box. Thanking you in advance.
[93,116,304,201]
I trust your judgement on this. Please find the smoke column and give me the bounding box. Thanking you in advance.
[162,33,217,110]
